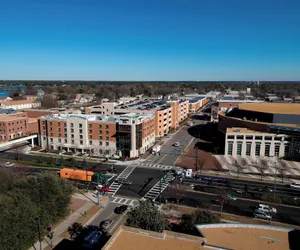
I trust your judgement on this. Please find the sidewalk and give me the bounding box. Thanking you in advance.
[29,192,108,250]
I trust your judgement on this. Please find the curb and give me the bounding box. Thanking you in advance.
[83,206,103,226]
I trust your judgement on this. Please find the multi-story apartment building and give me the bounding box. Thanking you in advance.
[85,99,189,138]
[0,100,41,110]
[0,113,38,142]
[38,113,155,159]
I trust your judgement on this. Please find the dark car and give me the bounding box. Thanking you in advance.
[114,205,128,214]
[99,220,113,231]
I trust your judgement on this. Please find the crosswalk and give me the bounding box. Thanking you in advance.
[108,165,137,196]
[137,162,173,170]
[110,196,137,206]
[143,172,175,201]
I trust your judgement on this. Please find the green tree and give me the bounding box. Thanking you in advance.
[125,201,169,232]
[179,209,219,234]
[68,222,83,239]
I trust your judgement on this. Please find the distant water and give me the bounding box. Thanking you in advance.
[0,90,10,97]
[0,85,27,97]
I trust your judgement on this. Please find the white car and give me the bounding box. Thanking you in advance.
[4,162,14,168]
[290,182,300,189]
[174,142,180,147]
[257,204,277,214]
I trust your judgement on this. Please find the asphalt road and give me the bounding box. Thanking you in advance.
[89,202,119,227]
[147,120,205,166]
[162,187,300,226]
[183,176,300,199]
[116,168,167,198]
[0,152,127,174]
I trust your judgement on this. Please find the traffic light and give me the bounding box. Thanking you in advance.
[47,231,54,240]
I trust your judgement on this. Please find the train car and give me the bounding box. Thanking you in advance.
[59,168,94,182]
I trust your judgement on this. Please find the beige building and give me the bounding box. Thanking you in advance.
[225,128,286,157]
[0,100,41,110]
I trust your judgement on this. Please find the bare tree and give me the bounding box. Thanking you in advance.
[277,160,288,182]
[233,159,243,178]
[257,159,269,180]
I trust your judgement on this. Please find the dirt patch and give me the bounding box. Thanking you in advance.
[175,143,223,171]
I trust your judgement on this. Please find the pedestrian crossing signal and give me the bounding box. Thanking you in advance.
[47,231,54,239]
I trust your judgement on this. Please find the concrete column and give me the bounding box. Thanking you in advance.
[31,138,34,147]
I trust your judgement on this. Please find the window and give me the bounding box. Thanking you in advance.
[275,143,280,156]
[105,142,109,146]
[58,139,61,143]
[43,136,46,140]
[99,136,102,140]
[227,142,233,155]
[79,129,82,134]
[99,125,102,129]
[64,128,67,132]
[255,142,261,156]
[246,136,253,140]
[105,125,108,129]
[265,136,272,141]
[50,132,53,136]
[64,134,67,138]
[79,124,82,128]
[50,138,53,143]
[246,143,251,156]
[105,131,109,134]
[71,123,74,127]
[71,129,74,133]
[80,135,83,139]
[80,140,83,145]
[285,143,290,156]
[64,139,67,143]
[265,142,271,156]
[89,140,93,145]
[106,136,109,140]
[99,130,102,134]
[237,142,242,156]
[58,133,61,137]
[255,136,263,140]
[58,122,60,126]
[89,135,92,139]
[227,135,234,139]
[49,122,52,126]
[99,141,103,146]
[275,137,282,141]
[88,124,92,128]
[71,134,74,138]
[88,129,92,133]
[236,135,244,140]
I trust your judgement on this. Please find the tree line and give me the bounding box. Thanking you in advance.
[0,169,73,250]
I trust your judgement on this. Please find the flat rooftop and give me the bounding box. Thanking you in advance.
[238,103,300,115]
[103,226,205,250]
[116,99,171,112]
[198,224,290,250]
[226,127,265,134]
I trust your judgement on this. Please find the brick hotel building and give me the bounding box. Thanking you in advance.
[38,113,155,158]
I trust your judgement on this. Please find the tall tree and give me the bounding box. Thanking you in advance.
[125,201,169,232]
[257,159,269,180]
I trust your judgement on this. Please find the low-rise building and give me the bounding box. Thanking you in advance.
[0,100,41,110]
[38,113,155,158]
[0,113,38,142]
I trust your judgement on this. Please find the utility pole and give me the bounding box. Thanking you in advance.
[35,216,42,250]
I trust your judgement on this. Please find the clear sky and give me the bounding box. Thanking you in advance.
[0,0,300,81]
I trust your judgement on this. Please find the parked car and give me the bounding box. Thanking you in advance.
[290,182,300,189]
[100,220,114,231]
[253,209,272,220]
[114,205,128,214]
[256,204,277,213]
[4,162,14,168]
[235,189,245,195]
[173,142,180,147]
[82,230,102,249]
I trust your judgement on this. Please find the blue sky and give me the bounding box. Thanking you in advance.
[0,0,300,81]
